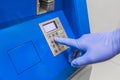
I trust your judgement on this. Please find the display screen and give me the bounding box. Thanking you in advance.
[43,22,57,32]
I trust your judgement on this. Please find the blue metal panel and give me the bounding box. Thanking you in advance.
[0,0,90,37]
[0,11,77,80]
[0,0,90,80]
[0,0,63,28]
[8,41,41,74]
[63,0,90,38]
[0,0,36,23]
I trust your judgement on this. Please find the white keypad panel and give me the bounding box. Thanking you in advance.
[39,17,69,56]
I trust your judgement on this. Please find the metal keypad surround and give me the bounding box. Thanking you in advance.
[39,17,69,56]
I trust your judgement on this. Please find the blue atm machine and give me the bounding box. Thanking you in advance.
[0,0,92,80]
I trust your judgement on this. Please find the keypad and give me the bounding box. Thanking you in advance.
[48,29,68,55]
[39,17,68,56]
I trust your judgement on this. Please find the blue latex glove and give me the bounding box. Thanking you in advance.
[55,29,120,67]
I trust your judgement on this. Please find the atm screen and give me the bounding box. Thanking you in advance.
[43,22,57,32]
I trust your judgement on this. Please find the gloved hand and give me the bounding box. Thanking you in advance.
[55,29,120,67]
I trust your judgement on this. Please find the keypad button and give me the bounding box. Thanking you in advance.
[54,50,58,53]
[52,44,55,48]
[48,35,51,38]
[51,41,54,43]
[56,32,58,35]
[61,46,64,48]
[58,48,61,51]
[52,34,55,36]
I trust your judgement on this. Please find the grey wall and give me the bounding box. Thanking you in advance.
[87,0,120,32]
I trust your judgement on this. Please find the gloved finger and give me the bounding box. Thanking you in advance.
[71,52,90,67]
[54,37,80,49]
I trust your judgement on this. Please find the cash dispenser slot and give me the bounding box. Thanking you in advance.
[37,0,54,15]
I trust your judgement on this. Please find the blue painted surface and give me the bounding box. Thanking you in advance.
[0,11,77,80]
[0,0,90,37]
[63,0,90,38]
[0,0,63,28]
[8,41,41,74]
[0,0,90,80]
[0,0,36,23]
